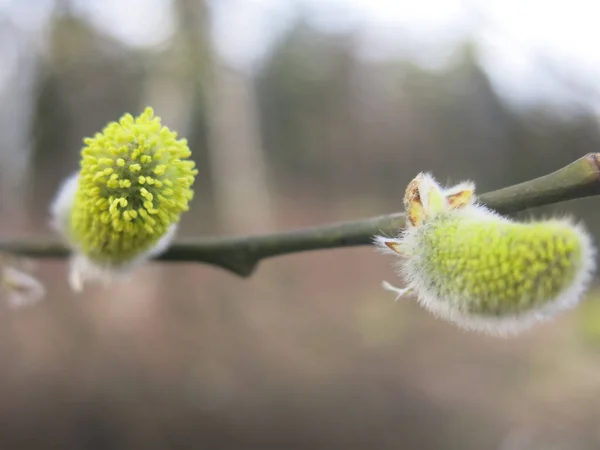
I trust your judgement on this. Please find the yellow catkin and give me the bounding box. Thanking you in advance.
[414,215,581,316]
[69,107,197,265]
[374,172,596,335]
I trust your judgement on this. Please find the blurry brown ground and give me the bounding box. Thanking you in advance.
[2,2,600,449]
[3,197,600,450]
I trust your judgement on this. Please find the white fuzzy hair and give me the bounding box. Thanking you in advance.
[1,266,46,308]
[376,205,596,337]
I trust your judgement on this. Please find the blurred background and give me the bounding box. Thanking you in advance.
[1,0,600,448]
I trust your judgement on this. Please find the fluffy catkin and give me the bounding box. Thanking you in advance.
[51,107,197,290]
[375,173,596,335]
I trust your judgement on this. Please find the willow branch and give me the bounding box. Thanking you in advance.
[2,153,600,277]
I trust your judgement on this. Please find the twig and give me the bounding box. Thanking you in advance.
[2,153,599,277]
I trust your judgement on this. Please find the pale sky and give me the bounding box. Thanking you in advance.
[3,0,600,110]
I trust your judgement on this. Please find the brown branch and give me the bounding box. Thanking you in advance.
[2,153,599,277]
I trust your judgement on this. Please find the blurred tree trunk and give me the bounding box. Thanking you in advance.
[0,20,41,230]
[206,63,274,234]
[175,0,274,235]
